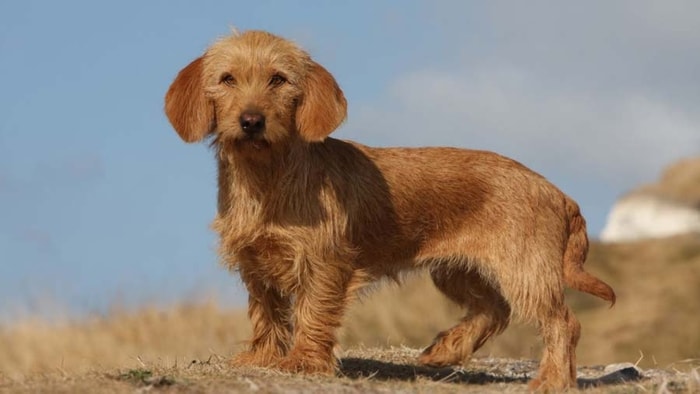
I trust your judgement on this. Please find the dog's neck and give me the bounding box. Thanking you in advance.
[215,136,319,216]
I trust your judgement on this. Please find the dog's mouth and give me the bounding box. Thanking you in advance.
[234,136,271,150]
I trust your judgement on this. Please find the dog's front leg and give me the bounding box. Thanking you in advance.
[230,272,293,368]
[276,261,353,375]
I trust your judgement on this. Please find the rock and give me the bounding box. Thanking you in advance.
[578,363,644,388]
[601,157,700,242]
[603,362,641,374]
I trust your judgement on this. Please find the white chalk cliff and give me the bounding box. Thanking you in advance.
[600,157,700,242]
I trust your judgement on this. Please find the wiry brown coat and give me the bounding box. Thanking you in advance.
[164,30,615,391]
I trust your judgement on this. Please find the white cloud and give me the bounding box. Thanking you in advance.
[343,1,700,187]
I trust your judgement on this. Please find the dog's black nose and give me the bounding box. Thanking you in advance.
[239,112,265,134]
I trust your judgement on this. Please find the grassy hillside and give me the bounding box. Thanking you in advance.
[1,235,699,391]
[343,234,700,368]
[634,157,700,205]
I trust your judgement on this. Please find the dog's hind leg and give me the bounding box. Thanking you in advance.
[418,268,511,367]
[528,304,580,391]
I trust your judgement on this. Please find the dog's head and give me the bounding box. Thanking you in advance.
[164,30,347,152]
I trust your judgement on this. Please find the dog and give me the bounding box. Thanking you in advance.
[164,30,615,391]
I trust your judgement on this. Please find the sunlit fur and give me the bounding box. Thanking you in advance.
[164,30,616,391]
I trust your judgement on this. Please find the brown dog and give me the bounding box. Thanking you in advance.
[164,30,615,391]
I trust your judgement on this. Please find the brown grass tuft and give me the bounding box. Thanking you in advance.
[0,302,250,378]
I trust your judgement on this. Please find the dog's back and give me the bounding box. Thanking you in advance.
[335,142,614,310]
[236,137,615,314]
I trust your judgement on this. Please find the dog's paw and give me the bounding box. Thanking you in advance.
[418,343,467,368]
[275,352,336,375]
[528,376,573,392]
[528,372,575,392]
[229,350,279,369]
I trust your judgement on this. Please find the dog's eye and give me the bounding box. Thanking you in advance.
[269,73,287,87]
[220,73,236,86]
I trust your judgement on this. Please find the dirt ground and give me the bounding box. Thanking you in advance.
[2,348,697,394]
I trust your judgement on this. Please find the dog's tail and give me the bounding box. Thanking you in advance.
[562,197,616,306]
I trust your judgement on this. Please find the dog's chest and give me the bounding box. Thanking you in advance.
[238,232,308,291]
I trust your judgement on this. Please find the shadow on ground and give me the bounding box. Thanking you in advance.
[339,357,643,389]
[339,357,527,385]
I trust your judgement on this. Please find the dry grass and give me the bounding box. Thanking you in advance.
[343,234,700,369]
[1,235,699,392]
[2,348,698,393]
[0,303,250,377]
[634,156,700,205]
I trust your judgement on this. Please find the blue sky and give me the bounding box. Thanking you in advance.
[1,1,698,321]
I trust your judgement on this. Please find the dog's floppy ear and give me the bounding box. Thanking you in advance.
[165,57,215,143]
[296,61,347,141]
